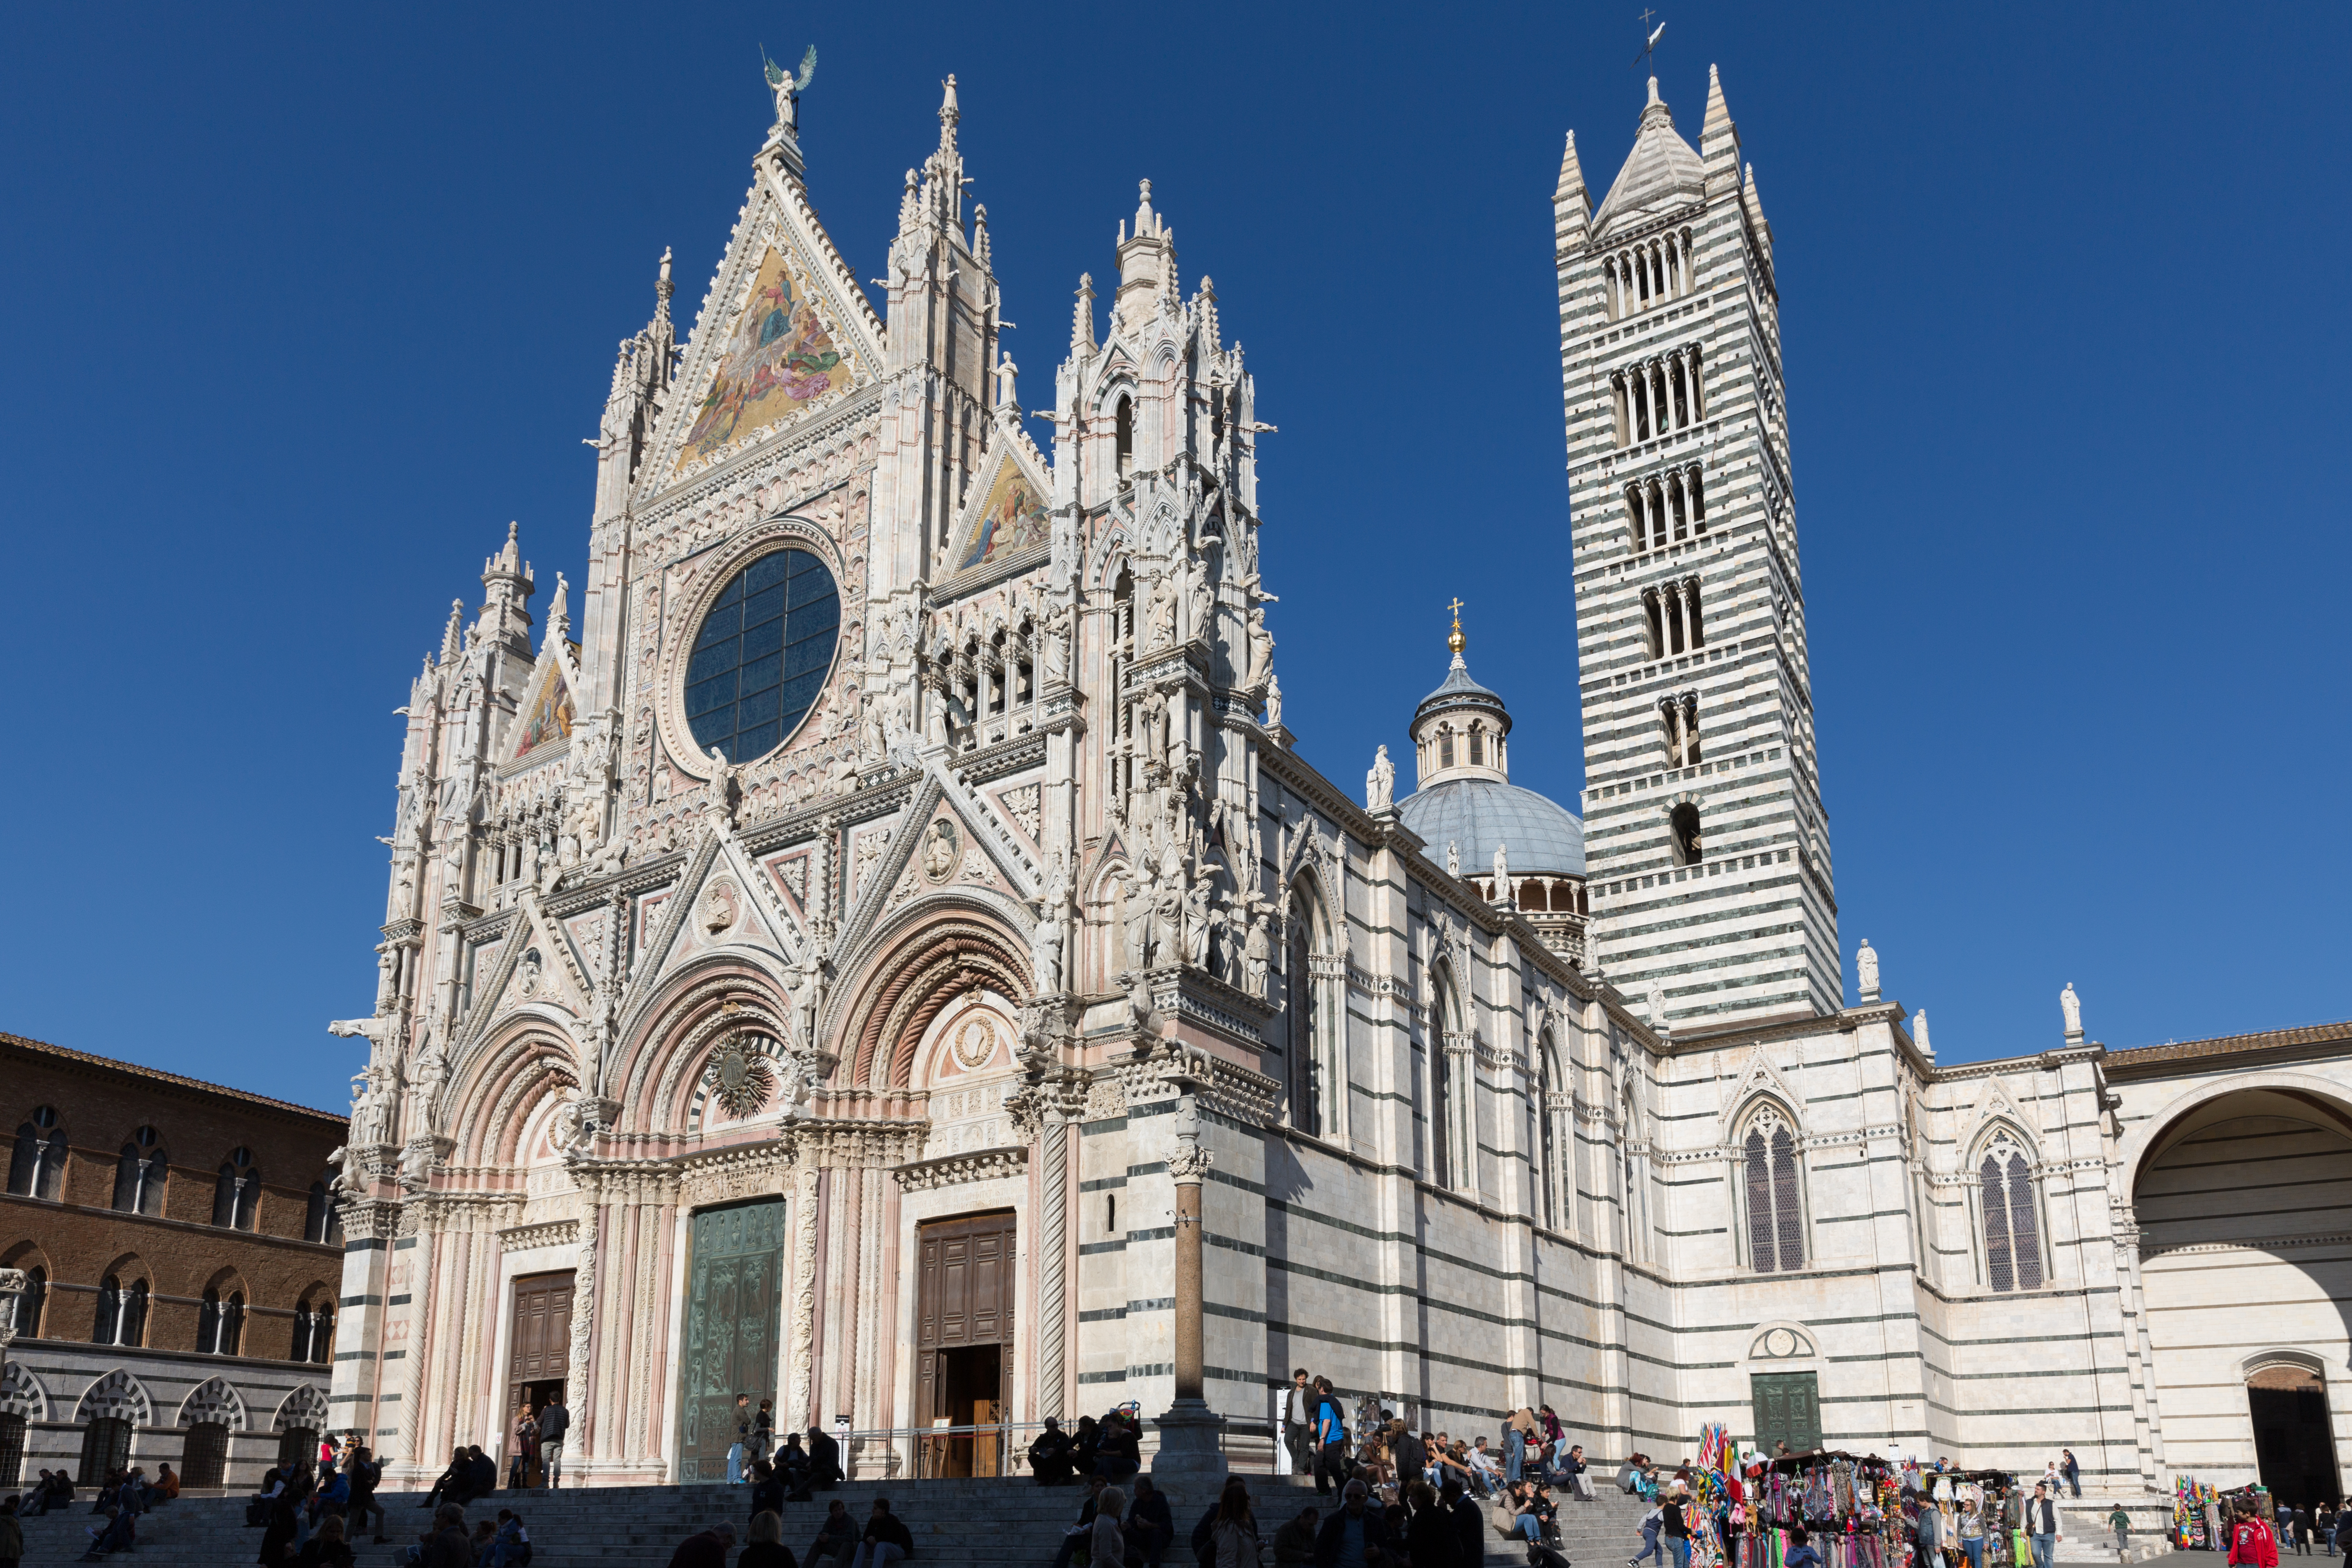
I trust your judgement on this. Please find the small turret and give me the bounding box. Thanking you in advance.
[1071,272,1096,360]
[1113,180,1173,339]
[438,599,465,666]
[1553,130,1591,252]
[478,522,535,652]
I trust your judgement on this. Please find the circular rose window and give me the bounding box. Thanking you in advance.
[684,547,840,764]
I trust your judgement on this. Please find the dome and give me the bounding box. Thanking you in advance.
[1398,776,1586,879]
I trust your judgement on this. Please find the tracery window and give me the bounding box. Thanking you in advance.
[1741,1107,1806,1273]
[214,1148,260,1231]
[197,1288,245,1356]
[112,1127,168,1216]
[1285,890,1327,1137]
[683,547,841,767]
[304,1180,341,1245]
[1536,1035,1564,1231]
[8,1107,66,1199]
[1980,1134,2045,1292]
[94,1275,148,1347]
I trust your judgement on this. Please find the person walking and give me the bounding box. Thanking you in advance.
[536,1395,570,1490]
[1662,1488,1693,1568]
[1629,1498,1667,1568]
[1286,1370,1316,1476]
[1312,1379,1351,1499]
[752,1400,776,1471]
[728,1395,753,1485]
[1915,1490,1947,1568]
[2295,1508,2314,1557]
[2027,1484,2063,1568]
[2061,1452,2082,1501]
[2230,1503,2280,1568]
[2110,1504,2132,1556]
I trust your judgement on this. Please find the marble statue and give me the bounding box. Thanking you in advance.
[1856,938,1879,999]
[1367,745,1394,811]
[2061,982,2082,1037]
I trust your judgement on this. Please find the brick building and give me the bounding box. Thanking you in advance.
[0,1031,348,1489]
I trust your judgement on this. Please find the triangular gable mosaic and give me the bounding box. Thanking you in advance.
[948,441,1052,574]
[658,174,883,485]
[512,648,577,760]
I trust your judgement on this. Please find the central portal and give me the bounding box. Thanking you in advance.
[916,1210,1015,1477]
[675,1198,787,1482]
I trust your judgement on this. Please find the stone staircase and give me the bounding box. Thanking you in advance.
[10,1472,1625,1565]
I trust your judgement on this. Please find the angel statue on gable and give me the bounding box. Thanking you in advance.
[764,44,817,135]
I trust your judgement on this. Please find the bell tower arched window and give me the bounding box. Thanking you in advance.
[1741,1106,1806,1273]
[1979,1134,2045,1292]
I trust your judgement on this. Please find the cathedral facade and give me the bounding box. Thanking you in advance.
[328,64,2352,1505]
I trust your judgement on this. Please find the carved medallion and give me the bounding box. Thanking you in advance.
[702,880,740,935]
[951,1014,998,1070]
[920,817,960,884]
[704,1035,776,1120]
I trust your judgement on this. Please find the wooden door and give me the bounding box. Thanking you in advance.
[916,1211,1014,1476]
[509,1270,575,1389]
[1750,1370,1822,1453]
[674,1199,787,1482]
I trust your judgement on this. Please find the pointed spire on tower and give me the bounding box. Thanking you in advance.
[1701,62,1741,196]
[1193,275,1220,357]
[1552,129,1591,250]
[478,522,536,649]
[1071,273,1096,358]
[1744,160,1771,242]
[937,74,960,155]
[972,203,991,270]
[439,599,465,666]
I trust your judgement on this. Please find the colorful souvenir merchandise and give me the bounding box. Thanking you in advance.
[2174,1477,2217,1549]
[1711,1437,2018,1568]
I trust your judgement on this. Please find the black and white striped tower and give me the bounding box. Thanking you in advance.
[1553,66,1840,1029]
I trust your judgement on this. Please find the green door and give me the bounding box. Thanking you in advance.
[676,1198,787,1481]
[1750,1370,1822,1454]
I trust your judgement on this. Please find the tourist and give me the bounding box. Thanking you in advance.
[2332,1508,2351,1558]
[806,1499,857,1568]
[346,1445,386,1543]
[1389,1425,1428,1496]
[1957,1484,1988,1568]
[749,1460,785,1522]
[1286,1370,1316,1475]
[0,1495,20,1568]
[754,1399,776,1469]
[1784,1528,1823,1568]
[1312,1378,1351,1497]
[2110,1504,2132,1556]
[296,1513,356,1568]
[1400,1481,1454,1566]
[1128,1476,1175,1568]
[1049,1476,1108,1568]
[729,1395,754,1484]
[536,1395,570,1489]
[1096,1412,1142,1485]
[1091,1486,1133,1568]
[1501,1413,1527,1487]
[2026,1484,2063,1568]
[845,1498,912,1568]
[666,1521,739,1568]
[485,1510,530,1568]
[739,1509,795,1568]
[1273,1504,1320,1567]
[1629,1495,1667,1568]
[80,1501,134,1561]
[1313,1479,1391,1568]
[1538,1407,1566,1473]
[1661,1484,1693,1568]
[400,1503,469,1568]
[1028,1417,1075,1486]
[2060,1451,2081,1500]
[2296,1508,2315,1557]
[1205,1476,1260,1568]
[153,1463,179,1503]
[462,1446,497,1505]
[2322,1505,2341,1559]
[1560,1444,1595,1501]
[1068,1416,1102,1479]
[1467,1438,1502,1495]
[776,1432,812,1498]
[507,1400,538,1490]
[806,1426,843,1492]
[2228,1502,2279,1568]
[1914,1486,1947,1568]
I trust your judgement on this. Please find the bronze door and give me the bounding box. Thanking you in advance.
[675,1199,787,1482]
[916,1211,1015,1477]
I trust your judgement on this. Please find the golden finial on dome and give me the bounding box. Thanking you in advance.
[1447,597,1466,655]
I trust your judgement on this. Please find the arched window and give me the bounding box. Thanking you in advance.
[1114,394,1135,481]
[1741,1107,1806,1273]
[1438,728,1455,768]
[1468,726,1484,766]
[1428,972,1467,1191]
[1619,1086,1648,1262]
[9,1106,66,1199]
[112,1127,168,1216]
[1285,890,1326,1137]
[1536,1035,1563,1231]
[11,1265,45,1339]
[213,1148,260,1231]
[304,1180,340,1245]
[1980,1134,2045,1292]
[293,1297,335,1365]
[198,1289,224,1354]
[1668,803,1702,866]
[94,1275,148,1347]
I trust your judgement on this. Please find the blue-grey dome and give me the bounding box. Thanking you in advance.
[1398,776,1586,878]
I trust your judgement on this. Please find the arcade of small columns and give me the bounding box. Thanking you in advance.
[1612,349,1708,446]
[1643,575,1706,658]
[1624,464,1708,555]
[1602,226,1697,320]
[1659,690,1702,767]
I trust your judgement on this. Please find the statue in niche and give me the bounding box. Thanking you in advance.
[1183,881,1213,969]
[921,818,961,883]
[1243,908,1271,998]
[1146,573,1177,650]
[1264,672,1282,733]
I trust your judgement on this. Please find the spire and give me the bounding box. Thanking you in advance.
[1552,129,1590,249]
[972,202,991,270]
[1447,596,1466,657]
[1193,275,1220,357]
[937,74,960,156]
[898,168,920,234]
[1071,273,1096,358]
[1744,160,1771,246]
[439,599,465,665]
[478,521,536,649]
[1701,62,1741,196]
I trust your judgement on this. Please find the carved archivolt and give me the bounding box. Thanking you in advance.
[273,1383,331,1434]
[178,1375,247,1430]
[835,914,1031,1090]
[76,1369,152,1426]
[0,1361,46,1421]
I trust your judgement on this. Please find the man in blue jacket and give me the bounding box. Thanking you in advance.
[1315,1480,1392,1568]
[1311,1378,1351,1498]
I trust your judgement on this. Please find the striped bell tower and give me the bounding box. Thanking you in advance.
[1554,66,1840,1030]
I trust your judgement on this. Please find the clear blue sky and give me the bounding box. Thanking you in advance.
[2,3,2344,1114]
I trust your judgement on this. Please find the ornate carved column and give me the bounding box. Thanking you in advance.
[563,1176,599,1447]
[787,1159,820,1426]
[1153,1082,1224,1489]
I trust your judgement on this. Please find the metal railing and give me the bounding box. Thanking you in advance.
[836,1420,1047,1481]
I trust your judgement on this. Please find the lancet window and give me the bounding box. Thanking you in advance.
[1659,694,1702,768]
[112,1127,168,1216]
[1643,576,1705,657]
[1624,467,1706,553]
[213,1148,260,1232]
[1604,228,1695,320]
[8,1107,66,1199]
[1612,348,1706,445]
[1741,1105,1806,1273]
[1979,1133,2045,1292]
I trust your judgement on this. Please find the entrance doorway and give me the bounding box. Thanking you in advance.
[507,1270,574,1488]
[674,1199,787,1482]
[1750,1371,1823,1455]
[916,1211,1015,1477]
[2250,1364,2342,1507]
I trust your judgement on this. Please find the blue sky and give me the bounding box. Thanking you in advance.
[2,3,2344,1114]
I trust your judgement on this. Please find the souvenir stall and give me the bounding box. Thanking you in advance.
[2173,1477,2218,1550]
[1692,1427,2020,1568]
